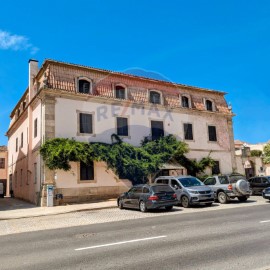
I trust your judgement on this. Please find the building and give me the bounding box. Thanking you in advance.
[7,59,236,206]
[235,140,270,178]
[0,146,8,196]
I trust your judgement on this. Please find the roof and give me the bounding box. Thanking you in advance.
[37,59,227,95]
[0,146,7,151]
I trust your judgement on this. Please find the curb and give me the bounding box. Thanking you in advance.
[0,205,117,221]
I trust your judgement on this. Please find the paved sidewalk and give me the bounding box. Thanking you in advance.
[0,198,117,220]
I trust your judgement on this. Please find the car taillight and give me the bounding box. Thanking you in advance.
[173,193,177,198]
[228,184,233,191]
[148,195,159,201]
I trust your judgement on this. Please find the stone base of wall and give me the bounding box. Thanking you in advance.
[41,186,130,206]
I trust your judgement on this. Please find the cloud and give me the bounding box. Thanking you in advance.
[0,30,39,54]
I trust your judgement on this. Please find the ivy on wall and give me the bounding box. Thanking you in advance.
[40,134,214,184]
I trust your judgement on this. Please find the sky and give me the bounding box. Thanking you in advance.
[0,0,269,145]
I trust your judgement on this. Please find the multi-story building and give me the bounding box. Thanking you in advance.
[7,59,236,206]
[0,146,8,196]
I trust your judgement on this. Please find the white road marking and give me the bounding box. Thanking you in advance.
[75,235,167,251]
[260,220,270,224]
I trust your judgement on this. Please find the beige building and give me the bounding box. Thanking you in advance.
[235,140,270,178]
[7,59,236,206]
[0,146,8,196]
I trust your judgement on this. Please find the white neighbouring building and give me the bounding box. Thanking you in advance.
[7,59,236,206]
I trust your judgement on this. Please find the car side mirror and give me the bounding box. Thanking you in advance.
[174,185,179,190]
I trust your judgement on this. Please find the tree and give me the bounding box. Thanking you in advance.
[263,143,270,164]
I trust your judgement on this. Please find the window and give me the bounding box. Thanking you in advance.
[34,163,37,184]
[16,138,18,152]
[34,118,37,138]
[78,79,91,94]
[184,123,193,140]
[218,176,229,184]
[208,126,217,142]
[212,161,220,175]
[117,117,128,136]
[149,91,161,104]
[151,121,164,140]
[204,177,216,185]
[171,179,180,188]
[21,132,23,148]
[0,158,5,169]
[206,100,213,111]
[156,179,169,184]
[80,161,94,180]
[143,187,150,193]
[182,96,189,108]
[115,85,126,99]
[79,113,93,134]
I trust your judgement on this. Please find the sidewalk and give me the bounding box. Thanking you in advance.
[0,198,117,220]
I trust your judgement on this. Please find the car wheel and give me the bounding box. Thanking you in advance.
[181,196,190,208]
[218,191,229,204]
[139,200,147,212]
[238,196,248,202]
[118,199,124,209]
[165,205,173,211]
[205,202,213,207]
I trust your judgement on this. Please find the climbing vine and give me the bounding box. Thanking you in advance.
[40,134,215,184]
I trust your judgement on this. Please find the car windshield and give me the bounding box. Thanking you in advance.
[178,177,203,187]
[152,185,173,193]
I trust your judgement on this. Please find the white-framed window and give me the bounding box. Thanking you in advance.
[149,90,162,104]
[80,161,94,181]
[115,85,127,99]
[204,98,215,111]
[116,117,129,136]
[181,95,191,108]
[208,125,217,142]
[77,111,95,135]
[77,77,92,94]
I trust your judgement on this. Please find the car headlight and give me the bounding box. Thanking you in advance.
[189,190,199,194]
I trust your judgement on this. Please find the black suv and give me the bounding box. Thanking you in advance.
[248,176,270,195]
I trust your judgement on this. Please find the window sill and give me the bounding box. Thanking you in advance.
[77,133,96,137]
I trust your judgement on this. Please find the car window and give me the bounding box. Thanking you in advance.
[152,185,173,193]
[262,178,269,184]
[171,179,180,188]
[178,177,203,187]
[129,187,142,193]
[218,176,229,184]
[143,187,150,193]
[254,178,261,184]
[204,178,216,185]
[156,179,169,184]
[228,175,247,183]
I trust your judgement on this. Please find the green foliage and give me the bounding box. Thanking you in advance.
[263,143,270,164]
[250,150,262,157]
[40,135,216,184]
[40,135,189,185]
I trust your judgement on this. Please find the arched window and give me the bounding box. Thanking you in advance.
[149,91,161,104]
[206,100,213,111]
[181,96,189,108]
[78,79,91,94]
[115,85,126,99]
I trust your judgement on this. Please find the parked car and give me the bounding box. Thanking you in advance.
[262,187,270,201]
[248,176,270,195]
[154,176,214,208]
[117,184,178,212]
[204,174,251,204]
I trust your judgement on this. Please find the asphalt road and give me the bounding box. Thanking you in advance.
[1,204,270,270]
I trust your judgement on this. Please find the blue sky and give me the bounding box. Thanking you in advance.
[0,0,269,145]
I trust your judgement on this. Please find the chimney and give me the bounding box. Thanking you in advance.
[28,59,39,101]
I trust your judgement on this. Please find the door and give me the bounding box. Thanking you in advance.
[129,187,142,208]
[170,179,182,200]
[260,177,270,193]
[204,177,217,192]
[253,177,261,194]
